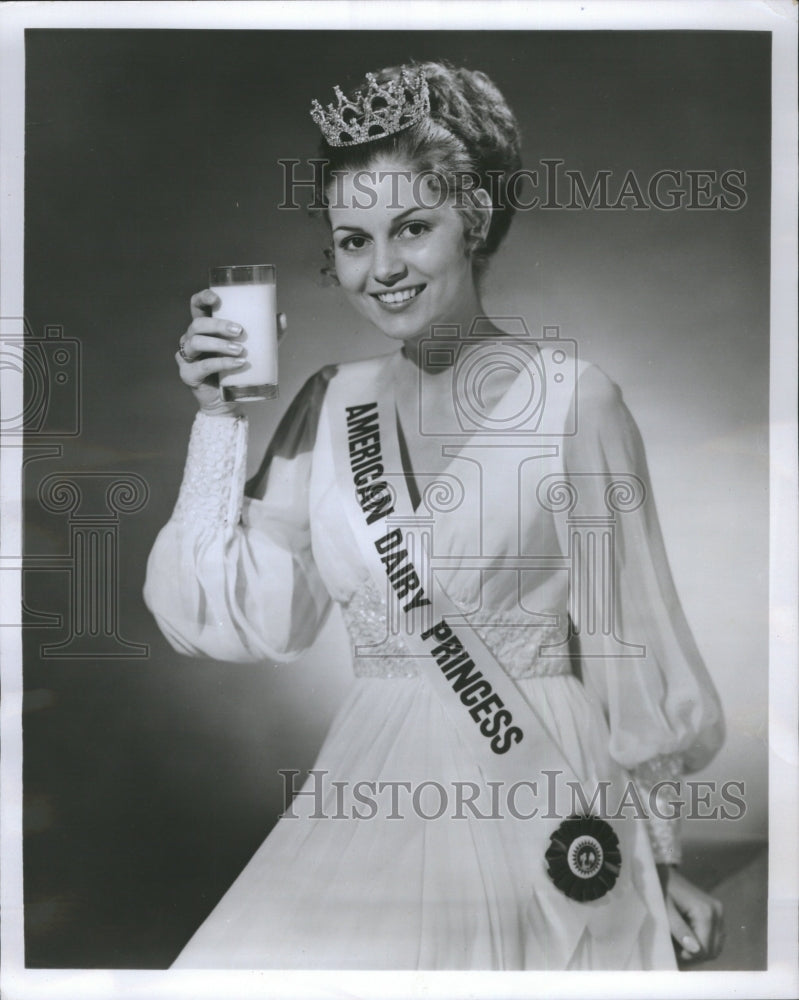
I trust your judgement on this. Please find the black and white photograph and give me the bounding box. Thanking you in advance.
[1,2,796,999]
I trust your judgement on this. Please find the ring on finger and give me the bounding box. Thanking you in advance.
[178,338,191,362]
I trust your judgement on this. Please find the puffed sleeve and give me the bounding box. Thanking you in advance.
[143,368,335,663]
[561,365,725,862]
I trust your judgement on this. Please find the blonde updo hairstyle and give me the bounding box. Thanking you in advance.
[315,61,522,282]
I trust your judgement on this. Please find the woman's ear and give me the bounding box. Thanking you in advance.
[465,187,493,254]
[473,186,493,213]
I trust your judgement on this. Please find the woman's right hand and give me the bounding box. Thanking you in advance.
[176,288,247,416]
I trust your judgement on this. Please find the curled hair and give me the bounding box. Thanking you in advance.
[315,61,522,279]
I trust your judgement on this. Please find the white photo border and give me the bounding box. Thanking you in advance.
[1,2,796,999]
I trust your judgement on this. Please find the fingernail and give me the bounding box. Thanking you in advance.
[681,935,701,953]
[228,343,243,354]
[227,323,242,335]
[226,357,246,367]
[203,289,216,301]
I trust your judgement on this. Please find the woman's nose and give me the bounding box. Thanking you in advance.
[371,241,407,286]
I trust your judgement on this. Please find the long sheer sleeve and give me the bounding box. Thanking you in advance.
[143,370,335,663]
[561,365,725,861]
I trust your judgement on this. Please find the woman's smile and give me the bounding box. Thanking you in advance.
[371,283,426,308]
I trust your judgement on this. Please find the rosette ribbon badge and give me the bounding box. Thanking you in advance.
[545,815,622,903]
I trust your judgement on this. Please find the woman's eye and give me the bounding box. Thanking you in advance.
[339,234,369,251]
[399,221,430,239]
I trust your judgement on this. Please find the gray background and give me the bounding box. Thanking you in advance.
[22,29,769,967]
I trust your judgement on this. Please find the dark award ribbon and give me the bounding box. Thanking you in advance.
[546,815,622,902]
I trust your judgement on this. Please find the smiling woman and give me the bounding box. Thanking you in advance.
[143,60,725,970]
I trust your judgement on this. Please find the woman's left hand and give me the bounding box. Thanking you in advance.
[664,868,725,963]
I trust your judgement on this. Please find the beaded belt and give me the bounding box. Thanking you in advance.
[340,580,572,680]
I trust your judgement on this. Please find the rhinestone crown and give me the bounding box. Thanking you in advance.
[310,68,430,148]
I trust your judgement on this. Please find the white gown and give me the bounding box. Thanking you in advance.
[144,348,724,970]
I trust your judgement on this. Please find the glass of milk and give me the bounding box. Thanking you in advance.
[209,264,278,402]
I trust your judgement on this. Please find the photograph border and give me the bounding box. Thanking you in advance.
[1,2,796,998]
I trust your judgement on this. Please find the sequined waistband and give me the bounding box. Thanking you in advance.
[341,580,572,681]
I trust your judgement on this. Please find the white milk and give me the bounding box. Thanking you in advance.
[211,276,278,401]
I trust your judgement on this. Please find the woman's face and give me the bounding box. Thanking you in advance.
[327,156,479,344]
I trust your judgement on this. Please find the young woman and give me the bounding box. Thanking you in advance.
[144,61,724,970]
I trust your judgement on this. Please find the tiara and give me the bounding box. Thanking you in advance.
[310,68,430,147]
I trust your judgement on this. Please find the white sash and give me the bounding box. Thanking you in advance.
[323,348,671,968]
